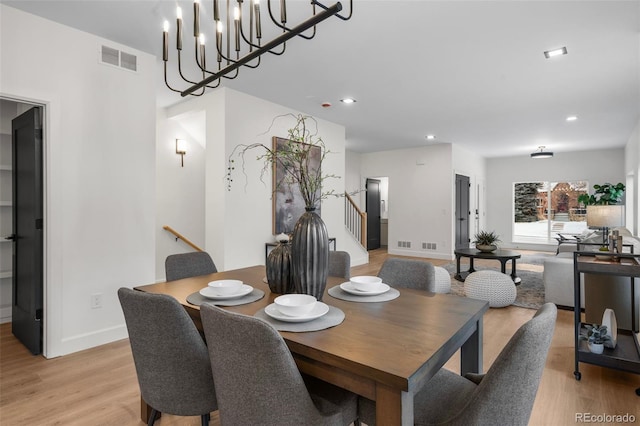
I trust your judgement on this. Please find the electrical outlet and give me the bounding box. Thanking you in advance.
[91,293,103,309]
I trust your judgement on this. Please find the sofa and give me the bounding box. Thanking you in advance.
[543,227,640,330]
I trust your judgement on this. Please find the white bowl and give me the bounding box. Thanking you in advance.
[274,294,317,317]
[350,275,383,292]
[207,279,243,296]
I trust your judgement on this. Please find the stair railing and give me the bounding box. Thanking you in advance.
[163,225,203,252]
[345,192,367,248]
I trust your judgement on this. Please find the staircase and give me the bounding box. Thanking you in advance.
[345,192,367,249]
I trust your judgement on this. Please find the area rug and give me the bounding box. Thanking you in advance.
[442,262,544,310]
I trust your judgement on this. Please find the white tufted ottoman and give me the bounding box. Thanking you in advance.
[433,266,451,293]
[464,270,516,308]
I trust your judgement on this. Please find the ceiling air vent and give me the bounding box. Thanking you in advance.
[100,45,138,72]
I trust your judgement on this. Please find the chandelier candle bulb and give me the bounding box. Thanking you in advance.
[176,7,183,50]
[162,21,169,61]
[234,7,240,51]
[193,0,200,37]
[214,0,220,21]
[255,0,262,38]
[199,35,206,68]
[281,0,287,23]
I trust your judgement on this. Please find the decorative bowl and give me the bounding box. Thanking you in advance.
[207,279,243,296]
[350,275,384,292]
[274,294,317,317]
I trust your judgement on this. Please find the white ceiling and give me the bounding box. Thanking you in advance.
[4,0,639,157]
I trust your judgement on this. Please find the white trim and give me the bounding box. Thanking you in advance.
[1,92,52,358]
[0,306,12,324]
[57,324,128,357]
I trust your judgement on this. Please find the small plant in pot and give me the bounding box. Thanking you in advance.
[473,230,501,253]
[580,324,612,354]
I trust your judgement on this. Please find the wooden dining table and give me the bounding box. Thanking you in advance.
[134,265,489,426]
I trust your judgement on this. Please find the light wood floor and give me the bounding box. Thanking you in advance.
[1,249,638,425]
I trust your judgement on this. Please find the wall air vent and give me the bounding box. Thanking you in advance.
[100,45,138,72]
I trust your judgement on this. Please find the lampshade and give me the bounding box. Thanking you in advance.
[530,146,553,159]
[586,205,625,228]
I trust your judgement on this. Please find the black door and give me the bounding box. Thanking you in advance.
[455,174,470,250]
[366,178,381,250]
[11,107,43,355]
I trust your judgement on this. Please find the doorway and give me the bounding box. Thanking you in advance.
[0,98,44,355]
[455,174,470,250]
[366,178,381,250]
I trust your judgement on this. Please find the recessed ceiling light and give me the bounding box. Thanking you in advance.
[566,115,578,122]
[340,98,356,104]
[425,135,436,140]
[544,47,568,58]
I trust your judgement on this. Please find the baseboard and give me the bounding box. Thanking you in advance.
[0,306,11,324]
[387,248,453,261]
[51,323,128,358]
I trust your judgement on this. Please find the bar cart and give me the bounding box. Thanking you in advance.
[573,251,640,396]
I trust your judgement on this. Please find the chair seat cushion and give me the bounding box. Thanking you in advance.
[358,369,476,426]
[464,270,516,308]
[414,369,477,425]
[303,375,358,426]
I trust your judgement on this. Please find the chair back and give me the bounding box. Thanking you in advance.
[165,251,217,281]
[377,258,436,291]
[200,304,337,425]
[452,302,557,425]
[329,251,351,279]
[117,288,217,416]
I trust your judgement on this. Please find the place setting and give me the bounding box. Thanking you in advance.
[254,294,345,332]
[328,275,400,303]
[186,279,265,307]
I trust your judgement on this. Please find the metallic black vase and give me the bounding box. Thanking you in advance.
[266,241,293,294]
[291,208,329,301]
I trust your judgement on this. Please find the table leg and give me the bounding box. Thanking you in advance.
[468,257,475,273]
[141,397,159,423]
[454,255,464,281]
[511,259,521,284]
[460,318,483,376]
[375,384,414,426]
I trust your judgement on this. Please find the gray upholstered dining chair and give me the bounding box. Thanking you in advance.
[377,258,436,291]
[117,288,217,426]
[329,250,351,279]
[165,251,217,281]
[359,302,558,426]
[200,303,359,426]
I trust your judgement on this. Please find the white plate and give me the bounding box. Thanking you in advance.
[340,281,390,296]
[199,284,253,300]
[265,302,330,323]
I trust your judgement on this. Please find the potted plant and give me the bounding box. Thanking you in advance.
[577,182,625,206]
[473,230,501,253]
[580,324,612,354]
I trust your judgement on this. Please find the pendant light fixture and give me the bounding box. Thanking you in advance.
[530,146,554,159]
[162,0,353,97]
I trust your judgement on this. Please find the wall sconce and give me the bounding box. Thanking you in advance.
[175,139,187,167]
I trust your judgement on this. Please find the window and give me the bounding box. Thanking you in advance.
[513,181,589,243]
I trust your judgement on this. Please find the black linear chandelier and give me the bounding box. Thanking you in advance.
[162,0,353,97]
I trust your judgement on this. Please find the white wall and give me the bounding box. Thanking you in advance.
[486,148,626,251]
[155,109,206,280]
[345,150,363,210]
[453,144,487,244]
[360,144,454,260]
[159,88,368,269]
[1,5,156,357]
[625,120,640,234]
